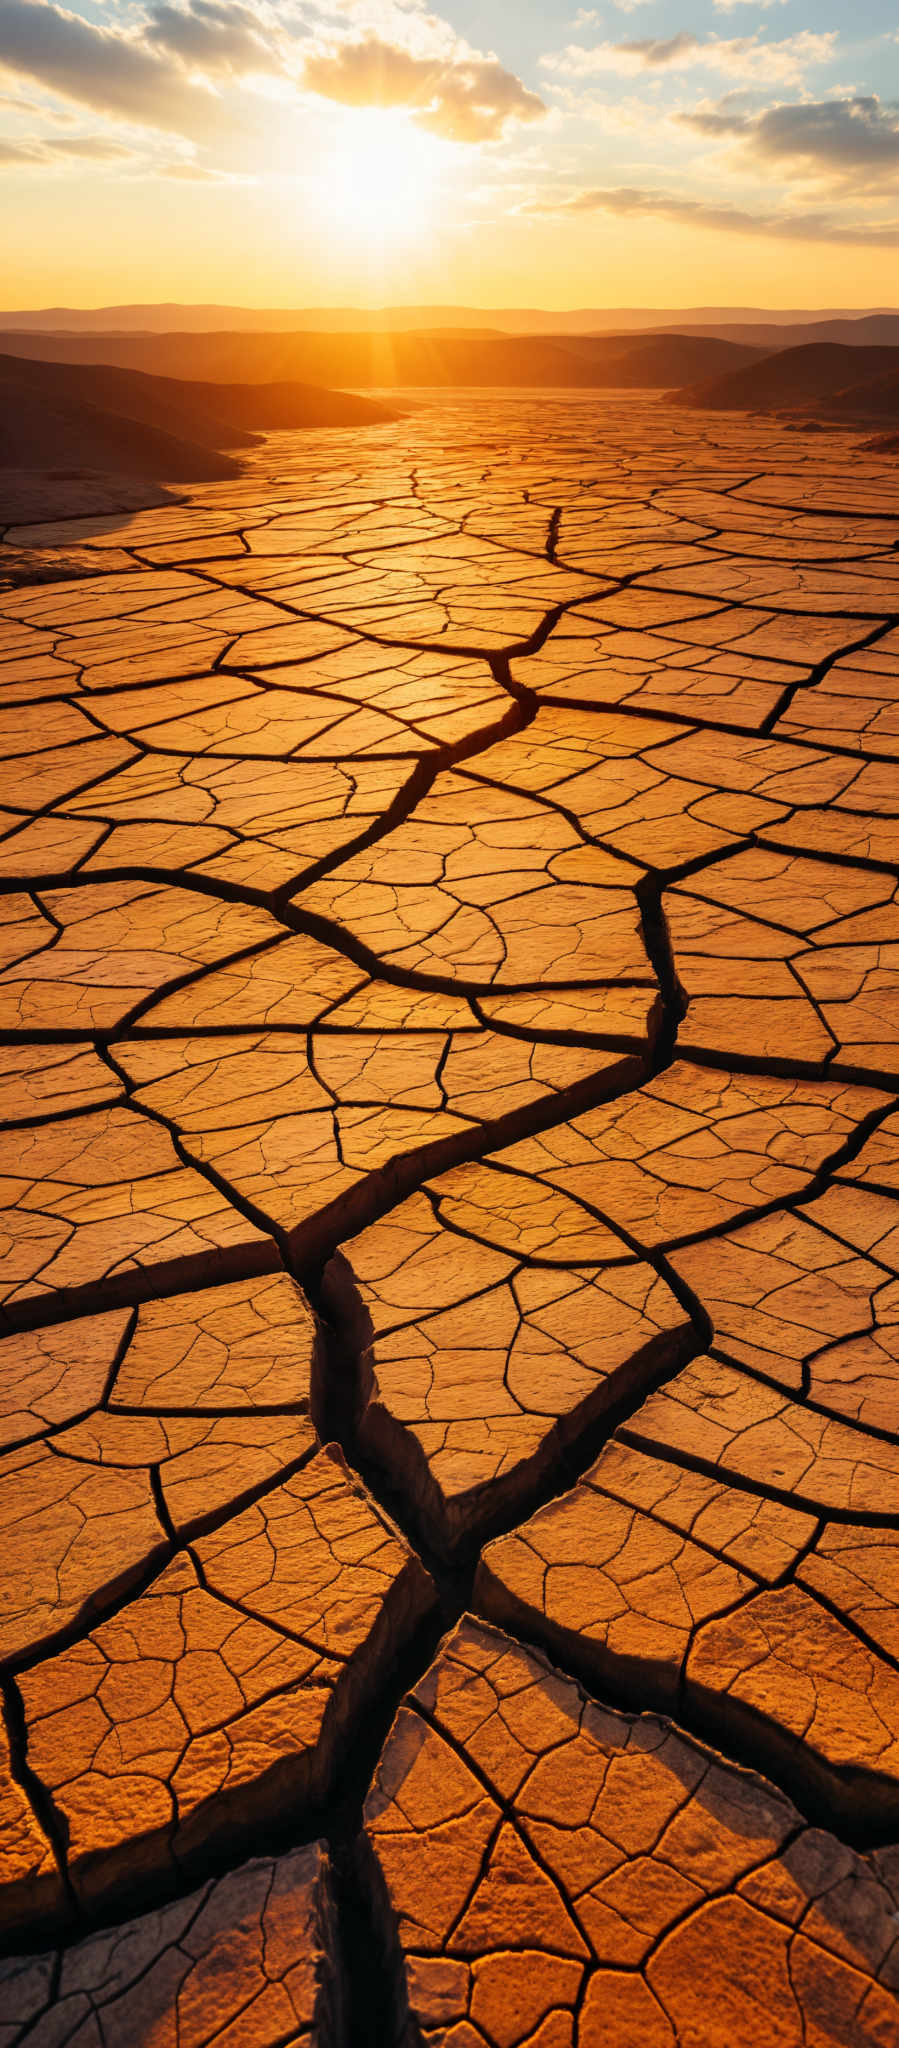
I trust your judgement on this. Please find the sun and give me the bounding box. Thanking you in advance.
[325,108,444,247]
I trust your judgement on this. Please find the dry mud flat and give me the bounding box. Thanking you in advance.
[0,394,898,2044]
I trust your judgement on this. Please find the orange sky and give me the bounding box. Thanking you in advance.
[1,0,897,307]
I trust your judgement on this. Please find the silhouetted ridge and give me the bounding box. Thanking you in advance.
[670,341,899,417]
[0,351,400,485]
[0,328,764,390]
[0,372,240,482]
[1,301,897,337]
[820,367,899,422]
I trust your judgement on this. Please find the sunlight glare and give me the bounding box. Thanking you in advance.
[325,109,444,248]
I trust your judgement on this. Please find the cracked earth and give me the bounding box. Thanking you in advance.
[1,392,898,2044]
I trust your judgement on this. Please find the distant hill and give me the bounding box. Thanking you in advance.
[0,351,400,485]
[818,368,899,423]
[670,343,899,416]
[170,378,399,429]
[665,315,899,352]
[0,361,240,483]
[0,302,895,336]
[0,352,260,456]
[562,333,762,385]
[0,328,764,390]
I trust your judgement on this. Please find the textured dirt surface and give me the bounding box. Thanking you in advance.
[1,394,898,2042]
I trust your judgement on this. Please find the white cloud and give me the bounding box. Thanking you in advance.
[0,0,544,165]
[542,30,838,89]
[303,33,545,141]
[531,180,899,245]
[0,127,139,161]
[679,94,899,191]
[143,0,284,76]
[0,0,245,137]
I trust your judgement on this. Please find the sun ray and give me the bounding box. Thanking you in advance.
[322,108,446,251]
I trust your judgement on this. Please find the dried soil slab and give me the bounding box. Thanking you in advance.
[288,539,591,651]
[362,1617,899,2046]
[0,814,105,883]
[297,770,649,987]
[324,1181,692,1553]
[671,1192,899,1432]
[647,554,897,615]
[114,1028,629,1260]
[106,644,507,761]
[0,894,58,978]
[667,848,899,1077]
[0,1272,321,1661]
[477,1427,899,1829]
[491,1062,883,1248]
[473,718,863,873]
[11,1448,433,1921]
[0,1710,62,1938]
[0,1432,168,1664]
[756,802,899,868]
[478,980,660,1043]
[84,668,262,736]
[63,752,415,895]
[0,1308,129,1450]
[642,726,861,811]
[476,1436,813,1710]
[0,1414,319,1665]
[621,1353,899,1517]
[685,1585,899,1835]
[217,611,356,668]
[0,1042,120,1123]
[0,700,108,759]
[0,1841,341,2046]
[775,629,899,755]
[0,881,284,1032]
[0,735,135,813]
[120,682,414,762]
[262,644,506,754]
[799,1523,899,1663]
[512,601,801,731]
[838,1106,899,1195]
[143,943,540,1043]
[0,568,212,633]
[111,1269,319,1412]
[0,1104,274,1314]
[138,928,366,1030]
[0,1271,315,1453]
[13,579,292,696]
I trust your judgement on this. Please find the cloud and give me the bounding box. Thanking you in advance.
[159,158,238,177]
[0,0,542,160]
[679,107,747,139]
[0,130,138,162]
[600,33,701,69]
[143,0,282,75]
[698,96,899,188]
[303,33,545,142]
[542,30,837,88]
[0,133,41,157]
[0,0,229,136]
[45,134,136,156]
[531,181,899,245]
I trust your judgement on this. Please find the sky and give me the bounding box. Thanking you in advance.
[1,0,898,307]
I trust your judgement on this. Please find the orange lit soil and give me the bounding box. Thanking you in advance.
[1,395,898,2043]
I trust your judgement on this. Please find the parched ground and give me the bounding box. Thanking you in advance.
[1,393,899,2045]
